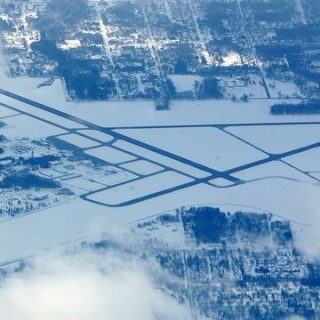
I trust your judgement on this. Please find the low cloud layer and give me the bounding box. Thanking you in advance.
[0,250,190,320]
[289,183,320,259]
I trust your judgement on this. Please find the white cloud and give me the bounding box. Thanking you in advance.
[0,250,190,320]
[288,183,320,259]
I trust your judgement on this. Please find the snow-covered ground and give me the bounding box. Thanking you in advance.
[1,59,320,262]
[220,74,268,99]
[168,74,202,92]
[120,160,164,176]
[227,124,320,154]
[62,177,106,193]
[0,114,66,139]
[268,79,304,99]
[209,177,236,187]
[113,140,210,178]
[0,177,319,263]
[76,129,114,143]
[0,105,19,118]
[1,95,86,129]
[233,160,316,184]
[88,170,137,187]
[85,146,136,164]
[285,148,320,173]
[1,72,319,129]
[57,133,100,149]
[87,171,192,206]
[116,127,266,171]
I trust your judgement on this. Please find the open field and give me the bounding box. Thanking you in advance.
[0,69,320,263]
[116,127,266,171]
[227,124,320,154]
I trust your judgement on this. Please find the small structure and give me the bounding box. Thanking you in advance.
[155,94,170,110]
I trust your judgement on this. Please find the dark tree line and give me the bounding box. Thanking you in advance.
[271,100,320,115]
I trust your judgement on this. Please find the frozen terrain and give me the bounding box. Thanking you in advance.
[0,56,320,264]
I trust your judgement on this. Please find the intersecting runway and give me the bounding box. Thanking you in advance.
[1,88,320,207]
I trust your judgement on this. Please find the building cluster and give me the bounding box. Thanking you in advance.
[0,133,120,218]
[133,207,320,319]
[0,135,74,217]
[0,0,318,107]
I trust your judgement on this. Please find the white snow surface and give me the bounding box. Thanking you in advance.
[233,160,316,184]
[285,148,320,172]
[116,127,266,171]
[87,171,192,206]
[168,74,202,92]
[1,75,319,128]
[57,133,100,149]
[0,104,19,118]
[0,178,319,262]
[113,140,210,178]
[0,63,320,260]
[120,160,164,176]
[85,146,136,164]
[76,129,114,143]
[1,114,66,139]
[227,124,320,154]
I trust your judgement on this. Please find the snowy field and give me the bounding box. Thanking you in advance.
[116,127,266,171]
[233,161,317,184]
[63,177,106,193]
[285,148,320,172]
[0,114,66,139]
[2,73,320,129]
[220,74,268,99]
[1,60,320,262]
[113,140,210,178]
[227,124,320,154]
[85,146,136,164]
[268,79,304,99]
[86,171,193,206]
[1,94,86,129]
[208,177,236,187]
[0,104,19,118]
[76,129,114,143]
[57,133,100,149]
[168,74,202,92]
[120,160,164,176]
[90,170,137,187]
[0,177,319,263]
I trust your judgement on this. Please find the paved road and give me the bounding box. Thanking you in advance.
[237,0,271,99]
